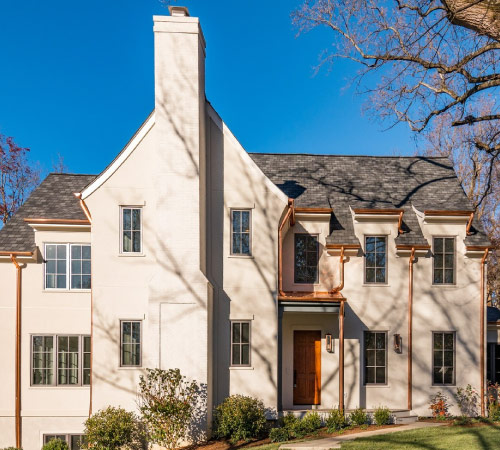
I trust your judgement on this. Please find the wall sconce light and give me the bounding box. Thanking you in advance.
[394,334,403,353]
[326,333,334,353]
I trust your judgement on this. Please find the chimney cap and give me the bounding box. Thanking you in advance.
[168,6,190,17]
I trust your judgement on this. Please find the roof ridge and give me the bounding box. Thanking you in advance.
[248,152,449,159]
[48,172,97,176]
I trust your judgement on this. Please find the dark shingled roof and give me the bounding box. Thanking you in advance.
[249,154,490,248]
[488,306,500,323]
[0,174,96,252]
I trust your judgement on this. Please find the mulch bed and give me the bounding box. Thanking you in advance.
[182,424,404,450]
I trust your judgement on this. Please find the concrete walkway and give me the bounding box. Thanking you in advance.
[279,422,447,450]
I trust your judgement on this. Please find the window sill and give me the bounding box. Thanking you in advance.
[43,289,91,293]
[362,284,390,287]
[118,253,146,257]
[117,366,143,370]
[364,384,391,388]
[228,255,254,259]
[29,386,90,389]
[430,284,457,288]
[229,366,254,370]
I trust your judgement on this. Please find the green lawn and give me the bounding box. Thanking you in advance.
[340,424,500,449]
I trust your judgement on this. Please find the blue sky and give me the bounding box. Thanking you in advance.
[0,0,418,176]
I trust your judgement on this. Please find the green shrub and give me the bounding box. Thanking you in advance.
[269,427,291,443]
[279,413,300,430]
[41,439,68,450]
[455,384,479,417]
[349,407,368,426]
[213,395,267,443]
[299,411,322,433]
[84,406,142,450]
[138,368,201,449]
[489,402,500,421]
[326,408,346,432]
[1,448,22,450]
[373,406,391,425]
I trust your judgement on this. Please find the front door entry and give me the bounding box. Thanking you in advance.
[293,330,321,405]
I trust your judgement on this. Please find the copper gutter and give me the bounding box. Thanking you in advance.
[408,247,416,411]
[326,244,361,250]
[396,244,431,251]
[480,248,489,416]
[424,210,472,216]
[74,193,93,223]
[278,292,345,302]
[10,255,22,448]
[466,245,494,252]
[339,300,345,412]
[352,208,403,214]
[0,251,32,257]
[23,218,90,225]
[466,212,474,236]
[294,207,333,214]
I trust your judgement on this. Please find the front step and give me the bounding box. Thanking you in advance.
[392,410,418,424]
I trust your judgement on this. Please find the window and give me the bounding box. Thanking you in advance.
[433,332,455,385]
[120,321,141,366]
[44,244,91,290]
[231,321,251,366]
[433,237,455,284]
[294,234,319,284]
[364,331,387,384]
[121,207,142,253]
[31,335,90,386]
[43,434,86,450]
[365,236,387,283]
[231,209,251,255]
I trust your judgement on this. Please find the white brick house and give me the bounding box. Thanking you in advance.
[0,7,496,450]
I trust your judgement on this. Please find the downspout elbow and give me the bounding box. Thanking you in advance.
[330,246,345,294]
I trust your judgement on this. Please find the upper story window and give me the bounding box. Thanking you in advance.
[231,209,251,256]
[433,237,455,284]
[433,332,455,385]
[121,207,142,253]
[365,236,387,284]
[31,334,90,386]
[294,234,319,284]
[120,320,142,367]
[45,244,91,290]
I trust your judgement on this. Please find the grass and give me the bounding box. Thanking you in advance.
[340,424,500,449]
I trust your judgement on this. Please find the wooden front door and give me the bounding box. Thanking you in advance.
[293,330,321,405]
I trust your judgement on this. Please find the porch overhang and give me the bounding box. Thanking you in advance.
[279,301,340,313]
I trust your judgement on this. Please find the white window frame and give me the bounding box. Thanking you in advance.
[230,320,252,367]
[120,320,142,367]
[364,236,388,284]
[120,206,143,254]
[432,236,456,285]
[44,243,91,291]
[31,334,90,387]
[230,209,252,256]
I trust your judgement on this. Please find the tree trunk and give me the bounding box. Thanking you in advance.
[442,0,500,41]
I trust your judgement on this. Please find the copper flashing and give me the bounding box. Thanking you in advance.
[466,245,494,251]
[0,251,33,257]
[24,217,90,225]
[326,244,361,250]
[294,207,333,214]
[466,212,474,235]
[480,249,489,416]
[278,292,345,302]
[10,255,22,448]
[396,244,431,250]
[424,210,473,216]
[353,208,404,214]
[74,192,93,223]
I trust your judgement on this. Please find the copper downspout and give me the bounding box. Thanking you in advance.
[330,247,346,294]
[466,212,474,236]
[10,254,22,448]
[480,248,489,416]
[339,300,345,412]
[408,247,416,411]
[278,199,295,297]
[398,211,404,235]
[74,193,93,223]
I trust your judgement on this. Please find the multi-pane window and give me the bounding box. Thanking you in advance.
[70,245,91,289]
[45,244,91,290]
[231,321,251,366]
[43,434,86,450]
[364,331,387,384]
[433,237,455,284]
[231,210,251,255]
[31,335,90,386]
[121,321,141,366]
[365,236,387,283]
[294,234,319,284]
[433,332,455,385]
[121,207,142,253]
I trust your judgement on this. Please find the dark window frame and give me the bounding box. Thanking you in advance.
[294,233,319,284]
[363,331,388,385]
[230,209,252,256]
[230,321,252,367]
[432,237,456,285]
[364,236,388,284]
[432,331,456,386]
[30,334,90,387]
[120,320,142,367]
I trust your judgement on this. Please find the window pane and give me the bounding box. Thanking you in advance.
[445,269,454,284]
[295,234,318,284]
[365,268,375,283]
[445,238,454,253]
[57,245,66,259]
[57,275,66,289]
[232,344,240,365]
[241,233,250,255]
[122,322,131,343]
[434,254,444,268]
[365,252,375,267]
[365,333,375,350]
[434,270,443,284]
[376,367,386,384]
[232,233,241,254]
[82,261,91,275]
[365,237,375,253]
[376,333,386,349]
[57,260,67,274]
[47,260,56,274]
[71,275,81,289]
[444,350,453,366]
[434,350,443,367]
[132,322,141,343]
[82,245,91,259]
[434,238,443,253]
[71,245,81,259]
[365,366,375,384]
[232,323,241,343]
[81,275,91,289]
[232,211,241,232]
[443,367,454,384]
[365,350,375,366]
[132,209,141,231]
[71,260,81,274]
[375,252,386,267]
[375,268,386,283]
[376,350,385,366]
[241,211,250,232]
[444,333,454,349]
[444,254,454,269]
[123,231,132,252]
[123,209,131,230]
[241,322,250,344]
[241,344,250,365]
[433,367,443,384]
[132,231,141,252]
[46,274,55,289]
[46,245,56,259]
